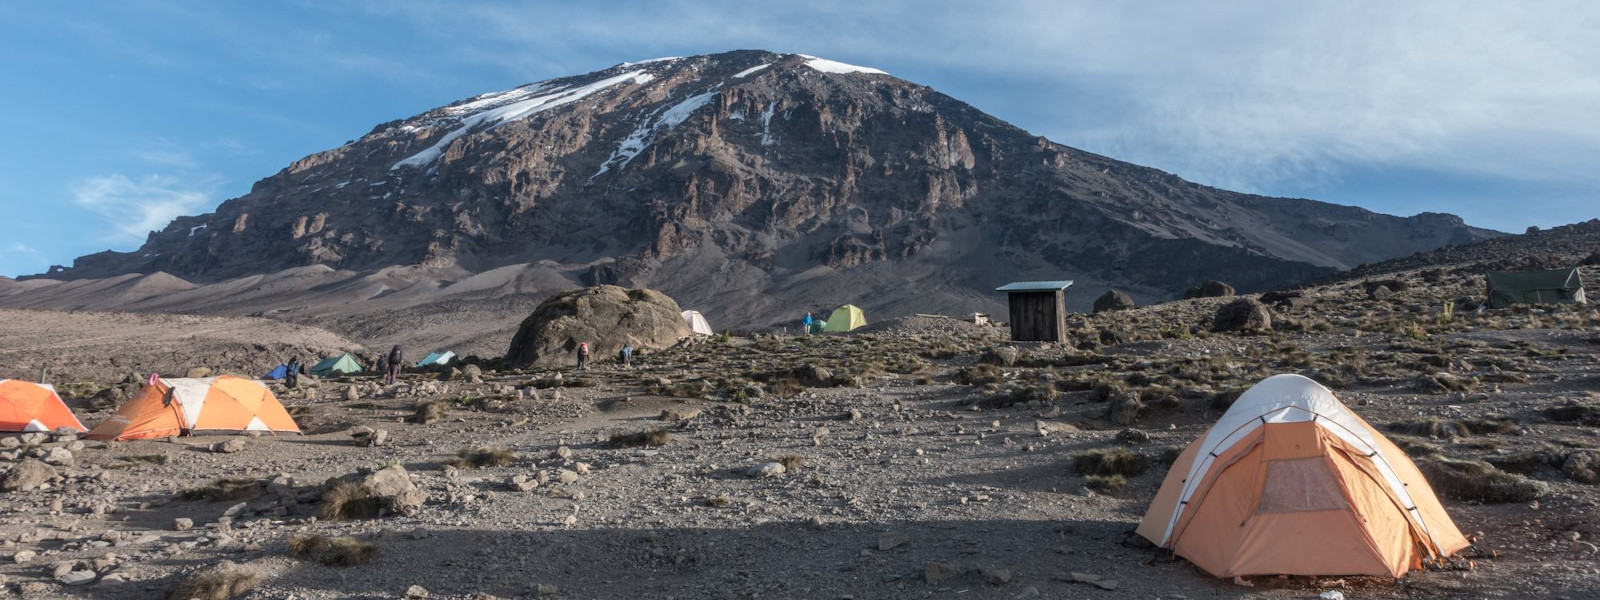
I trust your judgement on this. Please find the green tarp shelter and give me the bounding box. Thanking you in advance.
[1486,268,1587,309]
[309,353,364,378]
[416,351,456,367]
[822,305,867,332]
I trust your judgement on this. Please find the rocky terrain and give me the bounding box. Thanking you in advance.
[9,50,1496,344]
[0,228,1597,599]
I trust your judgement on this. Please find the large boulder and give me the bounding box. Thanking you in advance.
[1092,290,1137,313]
[504,286,692,368]
[1213,298,1273,332]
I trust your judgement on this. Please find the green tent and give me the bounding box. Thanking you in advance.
[822,305,867,332]
[1486,268,1587,309]
[309,353,364,378]
[809,320,827,334]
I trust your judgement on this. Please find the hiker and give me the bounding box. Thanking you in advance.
[620,344,635,369]
[802,311,814,336]
[285,356,301,388]
[576,342,591,371]
[386,345,404,385]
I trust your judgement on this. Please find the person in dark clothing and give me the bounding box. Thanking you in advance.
[285,356,301,388]
[576,342,590,371]
[386,345,404,385]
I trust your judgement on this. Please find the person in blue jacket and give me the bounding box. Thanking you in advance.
[802,312,814,335]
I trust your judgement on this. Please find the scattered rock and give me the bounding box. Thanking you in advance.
[553,446,574,460]
[1212,298,1272,332]
[2,459,58,492]
[556,469,580,485]
[660,408,701,421]
[878,532,909,551]
[186,367,213,379]
[1114,428,1150,444]
[41,446,74,466]
[1562,450,1600,484]
[57,570,96,586]
[747,462,787,478]
[796,363,833,387]
[211,439,247,454]
[1106,392,1144,427]
[977,565,1011,585]
[12,550,36,563]
[979,346,1020,367]
[345,386,360,402]
[463,364,483,383]
[1370,285,1395,301]
[406,585,431,598]
[1184,280,1235,299]
[1092,289,1137,313]
[174,518,194,531]
[924,561,959,584]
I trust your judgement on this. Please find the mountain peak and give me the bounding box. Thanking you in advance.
[35,49,1495,331]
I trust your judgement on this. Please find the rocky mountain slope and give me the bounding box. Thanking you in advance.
[14,50,1497,347]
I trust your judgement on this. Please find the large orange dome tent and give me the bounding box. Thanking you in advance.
[87,375,301,441]
[0,380,86,433]
[1137,374,1469,578]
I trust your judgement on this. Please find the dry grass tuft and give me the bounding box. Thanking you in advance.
[318,480,383,521]
[1072,447,1149,477]
[179,478,261,503]
[409,401,447,425]
[1418,456,1549,503]
[443,447,517,469]
[1084,474,1127,495]
[706,494,731,507]
[288,534,378,567]
[167,561,258,600]
[610,428,672,448]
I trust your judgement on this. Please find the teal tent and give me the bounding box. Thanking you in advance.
[416,351,456,367]
[309,353,364,378]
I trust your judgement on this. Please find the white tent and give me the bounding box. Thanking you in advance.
[416,351,456,367]
[681,310,714,336]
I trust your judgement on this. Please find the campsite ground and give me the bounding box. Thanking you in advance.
[2,266,1600,599]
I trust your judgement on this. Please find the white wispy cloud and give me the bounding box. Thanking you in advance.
[69,174,216,243]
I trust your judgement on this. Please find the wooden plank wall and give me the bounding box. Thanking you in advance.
[1007,291,1065,341]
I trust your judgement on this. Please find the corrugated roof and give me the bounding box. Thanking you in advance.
[996,280,1074,292]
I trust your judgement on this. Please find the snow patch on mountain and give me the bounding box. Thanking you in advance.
[760,101,777,146]
[619,56,681,66]
[733,64,770,78]
[444,82,556,116]
[802,57,887,75]
[394,71,653,170]
[591,88,722,180]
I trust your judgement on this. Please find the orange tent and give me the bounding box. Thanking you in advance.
[87,375,301,441]
[0,380,86,433]
[1137,374,1469,578]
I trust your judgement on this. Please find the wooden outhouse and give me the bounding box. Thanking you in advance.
[995,280,1073,342]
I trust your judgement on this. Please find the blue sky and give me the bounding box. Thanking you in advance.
[2,1,1596,277]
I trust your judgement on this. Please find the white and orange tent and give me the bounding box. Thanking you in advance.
[87,375,301,441]
[0,380,86,433]
[1137,374,1469,578]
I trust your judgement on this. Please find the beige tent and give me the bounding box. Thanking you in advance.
[1137,374,1469,578]
[1485,268,1586,309]
[681,310,714,336]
